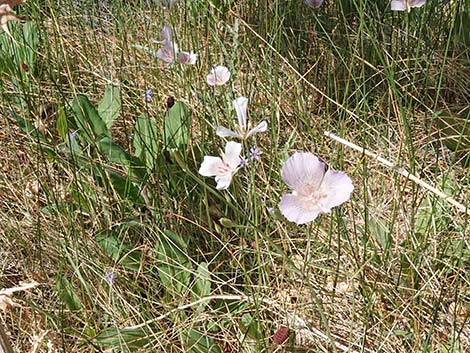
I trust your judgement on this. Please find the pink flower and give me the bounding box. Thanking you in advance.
[305,0,324,8]
[198,141,242,190]
[155,25,178,64]
[216,97,267,140]
[177,51,197,65]
[391,0,426,12]
[279,152,353,224]
[206,65,231,86]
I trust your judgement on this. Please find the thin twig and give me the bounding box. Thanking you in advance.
[324,130,469,215]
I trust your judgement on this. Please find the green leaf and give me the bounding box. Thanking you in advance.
[192,262,211,300]
[154,230,192,295]
[56,106,68,139]
[55,275,82,311]
[133,114,160,170]
[105,168,144,204]
[98,137,147,181]
[164,102,190,150]
[96,230,142,271]
[98,85,121,130]
[71,95,109,143]
[183,329,222,353]
[239,313,264,340]
[434,110,470,167]
[96,327,149,349]
[96,231,127,262]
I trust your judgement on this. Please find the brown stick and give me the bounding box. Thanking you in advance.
[0,322,13,353]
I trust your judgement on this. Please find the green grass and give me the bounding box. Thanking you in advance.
[0,0,469,352]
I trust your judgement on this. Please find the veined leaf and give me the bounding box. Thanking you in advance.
[155,230,192,295]
[98,85,121,130]
[96,327,149,350]
[55,275,82,311]
[183,329,222,353]
[71,95,109,143]
[164,101,190,150]
[133,114,160,170]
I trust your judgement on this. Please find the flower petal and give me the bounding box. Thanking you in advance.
[156,42,178,64]
[215,174,233,190]
[216,126,240,138]
[391,0,406,11]
[223,141,242,169]
[177,51,197,65]
[207,65,231,86]
[198,156,223,177]
[246,121,268,138]
[409,0,425,8]
[233,96,248,131]
[279,193,320,224]
[160,25,173,42]
[318,169,354,211]
[304,0,324,8]
[281,152,325,194]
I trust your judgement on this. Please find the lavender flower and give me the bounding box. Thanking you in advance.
[239,156,249,168]
[143,89,153,102]
[249,147,261,161]
[104,271,117,286]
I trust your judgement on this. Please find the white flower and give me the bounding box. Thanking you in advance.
[391,0,426,12]
[177,51,197,65]
[198,141,242,190]
[155,25,178,64]
[216,97,268,140]
[305,0,324,8]
[279,152,354,225]
[206,65,231,86]
[158,0,177,9]
[156,41,179,64]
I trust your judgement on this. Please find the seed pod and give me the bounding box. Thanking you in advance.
[272,327,289,345]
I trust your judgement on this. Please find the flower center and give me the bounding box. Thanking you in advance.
[301,190,330,213]
[217,162,232,176]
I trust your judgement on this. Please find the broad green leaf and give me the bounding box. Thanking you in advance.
[56,106,68,139]
[96,231,127,262]
[133,114,160,170]
[155,230,192,295]
[55,275,82,311]
[239,313,264,340]
[96,327,149,350]
[96,230,142,271]
[98,85,121,130]
[183,329,222,353]
[192,262,211,300]
[164,102,190,150]
[106,169,144,204]
[98,137,147,181]
[434,110,470,167]
[71,95,109,143]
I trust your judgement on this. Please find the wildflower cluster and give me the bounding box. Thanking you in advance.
[305,0,426,12]
[148,1,356,225]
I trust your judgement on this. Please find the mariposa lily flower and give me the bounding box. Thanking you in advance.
[216,97,268,140]
[177,51,197,65]
[198,141,242,190]
[158,0,177,9]
[279,152,353,225]
[305,0,324,8]
[391,0,426,11]
[155,25,178,64]
[206,65,231,86]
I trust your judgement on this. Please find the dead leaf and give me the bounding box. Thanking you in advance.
[0,0,25,33]
[0,281,40,311]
